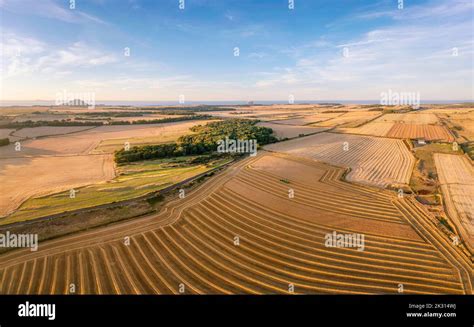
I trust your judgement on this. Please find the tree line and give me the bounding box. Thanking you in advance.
[0,115,212,129]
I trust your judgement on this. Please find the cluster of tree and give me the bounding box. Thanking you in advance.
[180,119,277,151]
[0,138,9,146]
[115,119,277,164]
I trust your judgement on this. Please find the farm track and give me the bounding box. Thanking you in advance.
[0,152,471,294]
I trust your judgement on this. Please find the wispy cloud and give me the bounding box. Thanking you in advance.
[254,0,473,100]
[0,0,108,25]
[1,34,118,78]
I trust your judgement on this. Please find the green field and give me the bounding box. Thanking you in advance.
[3,156,231,225]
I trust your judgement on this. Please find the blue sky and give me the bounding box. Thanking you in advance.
[1,0,473,101]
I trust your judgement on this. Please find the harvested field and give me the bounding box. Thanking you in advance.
[377,113,439,124]
[386,124,454,142]
[434,154,474,252]
[451,120,474,140]
[2,157,229,224]
[108,114,185,122]
[265,133,414,188]
[270,113,342,126]
[13,113,72,122]
[0,155,115,217]
[436,110,474,141]
[312,111,382,128]
[257,122,328,139]
[0,153,470,294]
[0,129,15,140]
[0,120,214,218]
[336,122,394,137]
[12,126,96,139]
[0,120,213,158]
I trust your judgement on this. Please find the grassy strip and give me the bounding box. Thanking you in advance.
[2,156,232,225]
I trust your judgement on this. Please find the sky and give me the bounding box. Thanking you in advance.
[0,0,473,102]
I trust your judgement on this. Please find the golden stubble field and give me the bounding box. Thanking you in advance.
[434,153,474,252]
[264,132,414,188]
[0,120,214,157]
[0,155,115,217]
[0,153,470,294]
[337,111,454,142]
[0,119,213,218]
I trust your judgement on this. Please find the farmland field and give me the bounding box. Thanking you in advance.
[1,156,230,225]
[0,155,115,217]
[312,111,382,128]
[436,110,474,141]
[337,122,394,137]
[2,0,474,304]
[0,120,213,219]
[265,132,414,188]
[269,113,342,125]
[0,153,470,294]
[11,126,97,139]
[0,129,15,139]
[386,124,454,142]
[434,153,474,252]
[0,120,213,157]
[376,113,439,124]
[257,122,329,139]
[0,104,472,297]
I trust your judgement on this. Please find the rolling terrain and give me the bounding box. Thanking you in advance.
[0,153,471,294]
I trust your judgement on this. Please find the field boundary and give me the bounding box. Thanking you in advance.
[0,159,235,230]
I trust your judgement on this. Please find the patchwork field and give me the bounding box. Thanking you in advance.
[386,124,454,142]
[2,157,229,225]
[312,111,382,128]
[337,122,394,137]
[265,133,414,188]
[0,120,213,158]
[257,122,328,139]
[11,126,97,139]
[0,153,470,294]
[270,113,343,126]
[436,110,474,141]
[0,155,115,217]
[0,120,212,219]
[434,154,474,252]
[0,129,14,138]
[377,113,439,124]
[1,104,472,296]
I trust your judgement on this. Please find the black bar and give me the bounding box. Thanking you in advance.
[0,295,472,326]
